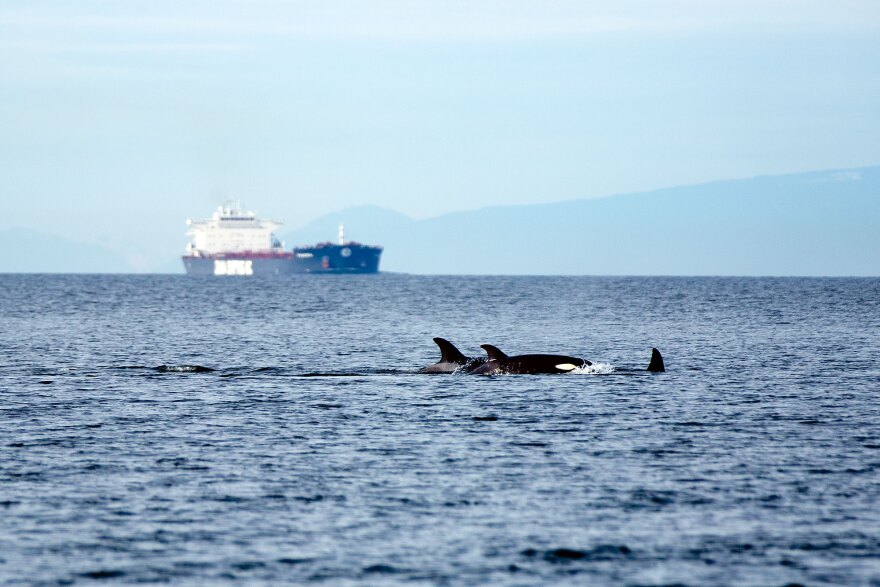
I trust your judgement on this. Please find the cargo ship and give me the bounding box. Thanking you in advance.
[182,202,382,276]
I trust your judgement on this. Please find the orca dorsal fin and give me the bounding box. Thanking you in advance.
[647,347,665,372]
[480,344,509,362]
[433,338,468,364]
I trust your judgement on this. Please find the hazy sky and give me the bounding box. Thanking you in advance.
[2,1,879,268]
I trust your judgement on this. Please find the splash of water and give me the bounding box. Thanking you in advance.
[571,362,615,375]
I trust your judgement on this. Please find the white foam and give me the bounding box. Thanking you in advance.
[570,362,616,375]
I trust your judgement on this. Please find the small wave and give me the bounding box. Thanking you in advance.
[363,564,400,575]
[79,569,126,580]
[298,369,409,378]
[521,545,633,562]
[571,362,615,375]
[155,365,215,373]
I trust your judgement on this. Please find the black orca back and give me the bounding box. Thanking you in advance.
[474,345,589,375]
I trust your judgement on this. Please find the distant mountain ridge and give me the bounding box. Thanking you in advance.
[0,228,131,273]
[279,166,879,276]
[3,166,878,275]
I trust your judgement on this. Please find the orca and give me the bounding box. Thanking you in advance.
[419,338,487,374]
[647,347,665,372]
[468,344,591,375]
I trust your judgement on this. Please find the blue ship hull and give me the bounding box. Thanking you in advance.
[182,255,294,276]
[182,244,382,275]
[291,243,382,274]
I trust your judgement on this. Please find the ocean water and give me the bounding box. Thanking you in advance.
[1,274,879,586]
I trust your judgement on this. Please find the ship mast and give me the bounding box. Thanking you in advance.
[338,223,345,245]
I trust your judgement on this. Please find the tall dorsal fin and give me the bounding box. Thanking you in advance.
[433,338,468,364]
[480,344,509,362]
[647,347,665,372]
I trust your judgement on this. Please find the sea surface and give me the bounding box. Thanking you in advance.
[1,274,879,586]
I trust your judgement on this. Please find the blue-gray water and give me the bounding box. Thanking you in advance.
[2,275,879,586]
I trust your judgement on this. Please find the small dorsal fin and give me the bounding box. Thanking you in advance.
[433,338,468,364]
[647,347,665,372]
[480,344,509,362]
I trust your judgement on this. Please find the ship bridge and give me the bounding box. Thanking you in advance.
[185,201,282,255]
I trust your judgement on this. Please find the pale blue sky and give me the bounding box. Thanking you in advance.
[1,1,879,270]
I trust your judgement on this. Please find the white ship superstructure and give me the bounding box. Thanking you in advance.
[185,201,283,256]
